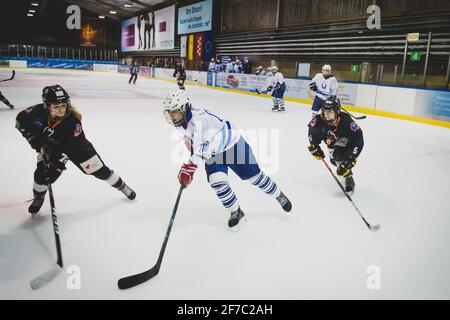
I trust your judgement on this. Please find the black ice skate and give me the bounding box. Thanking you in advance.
[277,106,285,112]
[228,207,246,231]
[28,190,46,215]
[276,192,292,212]
[271,105,279,111]
[345,176,355,194]
[119,182,136,200]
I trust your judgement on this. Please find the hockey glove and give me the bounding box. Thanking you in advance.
[309,82,318,92]
[308,144,325,160]
[39,147,68,183]
[178,163,198,188]
[325,130,337,148]
[336,157,357,177]
[266,85,273,92]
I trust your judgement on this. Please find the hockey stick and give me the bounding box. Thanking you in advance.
[341,107,367,120]
[322,159,379,232]
[118,186,184,289]
[30,149,63,290]
[0,70,15,82]
[315,88,367,120]
[255,88,269,95]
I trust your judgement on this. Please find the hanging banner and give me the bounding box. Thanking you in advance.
[121,5,175,52]
[203,31,213,61]
[194,32,204,60]
[180,35,187,58]
[178,0,213,35]
[188,34,194,61]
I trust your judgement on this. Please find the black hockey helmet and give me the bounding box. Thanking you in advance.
[42,84,71,119]
[320,97,341,125]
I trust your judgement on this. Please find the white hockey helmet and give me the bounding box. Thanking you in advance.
[271,66,279,73]
[257,65,263,69]
[322,64,332,76]
[163,90,191,127]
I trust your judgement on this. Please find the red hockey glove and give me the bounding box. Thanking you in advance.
[178,163,198,188]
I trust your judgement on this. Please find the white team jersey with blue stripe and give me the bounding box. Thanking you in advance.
[310,73,338,100]
[178,107,241,164]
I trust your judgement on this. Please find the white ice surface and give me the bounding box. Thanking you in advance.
[0,68,449,299]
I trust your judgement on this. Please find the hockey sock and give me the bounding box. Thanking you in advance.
[106,171,123,189]
[272,97,278,108]
[210,181,239,212]
[249,171,281,198]
[33,181,48,194]
[277,98,284,108]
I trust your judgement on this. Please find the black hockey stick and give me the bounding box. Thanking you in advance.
[118,186,184,289]
[322,159,379,232]
[341,107,367,120]
[316,89,367,120]
[0,70,15,82]
[30,149,63,290]
[255,88,269,95]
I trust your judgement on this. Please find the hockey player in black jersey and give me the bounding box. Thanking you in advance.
[173,63,186,90]
[16,85,136,215]
[307,98,364,194]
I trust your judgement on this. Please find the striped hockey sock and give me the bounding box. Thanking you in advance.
[210,181,239,212]
[249,171,281,197]
[277,98,285,109]
[272,97,278,107]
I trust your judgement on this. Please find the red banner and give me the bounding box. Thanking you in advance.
[194,32,204,60]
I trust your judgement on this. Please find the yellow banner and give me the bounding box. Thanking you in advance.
[188,34,194,61]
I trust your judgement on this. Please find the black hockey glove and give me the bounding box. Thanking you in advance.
[325,130,337,148]
[309,82,318,92]
[41,145,68,171]
[266,85,273,91]
[308,144,325,160]
[336,157,357,177]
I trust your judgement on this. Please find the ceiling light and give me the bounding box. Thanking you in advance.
[27,13,34,16]
[99,15,105,19]
[29,9,36,13]
[109,11,117,14]
[31,2,39,6]
[124,4,132,8]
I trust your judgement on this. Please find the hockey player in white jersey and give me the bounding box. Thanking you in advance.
[163,90,292,231]
[309,65,338,115]
[265,66,286,111]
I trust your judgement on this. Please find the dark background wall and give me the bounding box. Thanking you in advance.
[0,0,120,48]
[222,0,450,33]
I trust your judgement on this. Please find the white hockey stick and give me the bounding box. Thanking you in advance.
[30,265,62,290]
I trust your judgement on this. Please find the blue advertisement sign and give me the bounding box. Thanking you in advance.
[178,0,212,35]
[415,89,450,120]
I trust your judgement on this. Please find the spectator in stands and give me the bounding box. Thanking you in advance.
[256,66,265,76]
[234,60,242,73]
[215,59,222,73]
[208,58,216,72]
[242,57,251,74]
[226,60,234,73]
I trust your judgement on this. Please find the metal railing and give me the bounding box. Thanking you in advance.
[0,44,119,62]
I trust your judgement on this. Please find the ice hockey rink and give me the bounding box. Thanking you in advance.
[0,68,449,299]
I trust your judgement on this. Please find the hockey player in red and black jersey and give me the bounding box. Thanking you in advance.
[307,98,364,194]
[16,84,136,215]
